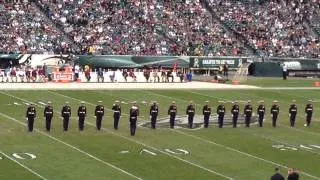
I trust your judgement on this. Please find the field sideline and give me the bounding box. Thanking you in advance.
[0,82,320,180]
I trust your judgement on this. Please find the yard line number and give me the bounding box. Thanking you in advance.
[0,152,36,160]
[272,144,320,151]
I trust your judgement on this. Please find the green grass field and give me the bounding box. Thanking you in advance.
[240,77,319,87]
[0,88,320,180]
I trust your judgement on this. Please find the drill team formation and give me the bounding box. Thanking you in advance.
[26,99,315,136]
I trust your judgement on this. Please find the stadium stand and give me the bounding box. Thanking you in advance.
[207,0,320,58]
[37,0,249,56]
[0,0,73,54]
[0,0,318,57]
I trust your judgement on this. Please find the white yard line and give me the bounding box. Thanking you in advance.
[49,90,320,179]
[0,150,47,180]
[3,91,234,180]
[0,94,143,180]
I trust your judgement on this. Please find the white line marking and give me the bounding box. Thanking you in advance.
[23,102,30,106]
[13,102,21,106]
[310,145,320,149]
[0,150,47,180]
[38,101,47,106]
[300,145,313,150]
[0,105,142,180]
[140,149,157,156]
[47,91,234,179]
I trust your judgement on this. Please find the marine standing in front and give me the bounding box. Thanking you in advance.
[202,101,211,128]
[231,101,239,128]
[44,101,53,131]
[78,102,87,131]
[305,100,313,127]
[257,101,266,127]
[129,102,139,136]
[186,101,195,129]
[150,101,159,129]
[95,101,104,130]
[270,101,280,127]
[61,102,71,131]
[168,101,177,128]
[112,100,121,130]
[289,100,297,127]
[26,104,36,132]
[217,101,226,128]
[244,101,253,127]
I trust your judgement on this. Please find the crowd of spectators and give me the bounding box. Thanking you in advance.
[0,0,72,54]
[38,0,245,56]
[207,0,320,58]
[0,0,319,58]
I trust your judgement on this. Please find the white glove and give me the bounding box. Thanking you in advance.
[26,118,28,121]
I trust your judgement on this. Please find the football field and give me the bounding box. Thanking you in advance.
[0,87,320,179]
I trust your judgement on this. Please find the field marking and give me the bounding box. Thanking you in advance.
[49,90,320,179]
[13,102,21,106]
[135,90,320,179]
[38,101,47,106]
[0,95,143,180]
[46,91,234,179]
[249,132,320,156]
[0,150,47,180]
